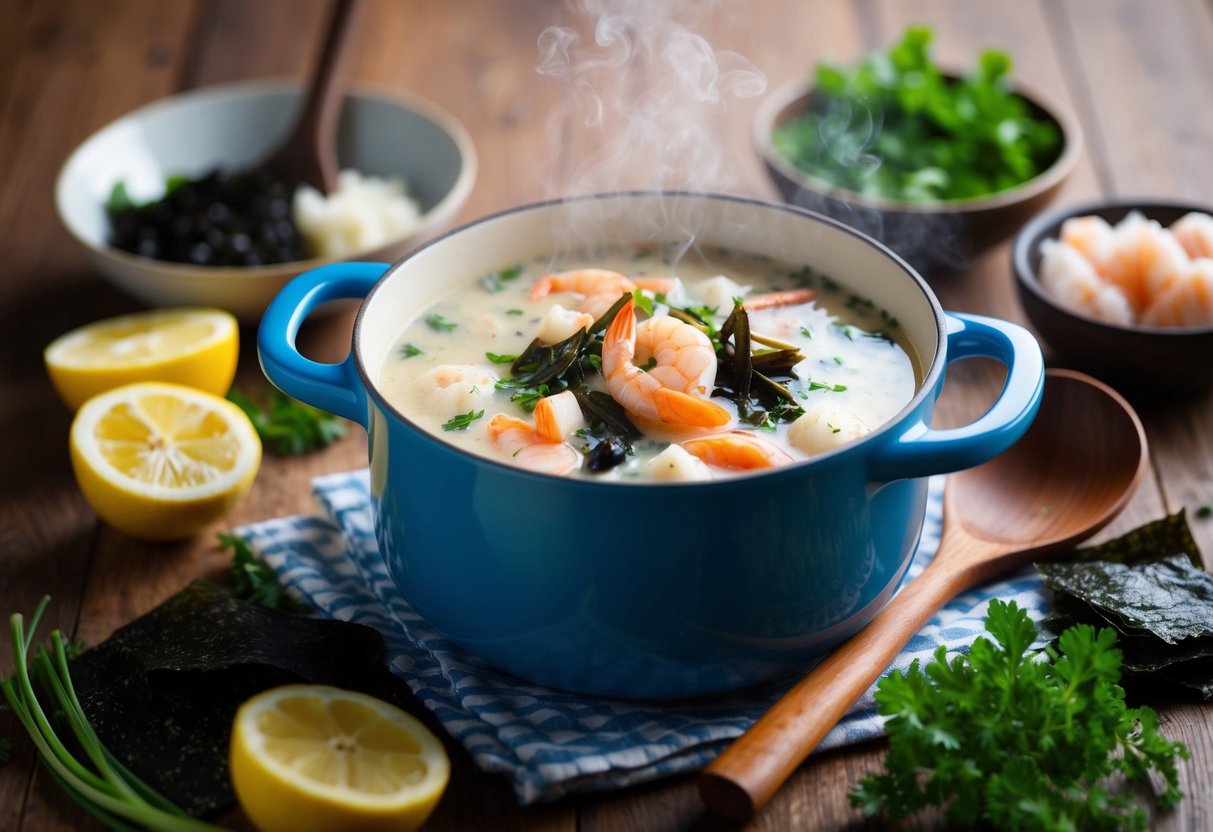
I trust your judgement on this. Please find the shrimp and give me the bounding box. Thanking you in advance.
[530,269,637,319]
[681,431,795,470]
[601,298,731,428]
[535,304,595,345]
[1140,258,1213,327]
[1059,214,1117,275]
[1173,212,1213,259]
[1039,239,1134,325]
[487,413,581,476]
[1101,213,1187,312]
[413,364,498,419]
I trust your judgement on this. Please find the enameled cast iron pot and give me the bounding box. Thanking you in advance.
[259,193,1044,699]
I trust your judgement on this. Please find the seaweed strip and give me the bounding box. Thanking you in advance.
[70,582,386,817]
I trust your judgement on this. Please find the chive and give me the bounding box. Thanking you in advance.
[1,599,224,830]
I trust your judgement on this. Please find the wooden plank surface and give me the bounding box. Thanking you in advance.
[1,1,1210,830]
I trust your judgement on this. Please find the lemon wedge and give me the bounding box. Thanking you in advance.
[69,382,261,540]
[45,307,238,410]
[230,685,450,832]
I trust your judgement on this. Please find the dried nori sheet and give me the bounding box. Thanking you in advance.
[1057,510,1204,568]
[71,581,386,817]
[1036,512,1213,701]
[1038,555,1213,645]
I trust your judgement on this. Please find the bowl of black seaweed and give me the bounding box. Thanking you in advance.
[56,79,476,321]
[755,26,1081,276]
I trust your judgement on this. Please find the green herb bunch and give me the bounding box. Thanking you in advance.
[852,599,1187,831]
[773,25,1061,202]
[227,388,347,456]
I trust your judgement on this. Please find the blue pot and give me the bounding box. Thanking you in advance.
[259,193,1043,698]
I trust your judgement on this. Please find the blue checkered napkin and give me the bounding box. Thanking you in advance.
[235,471,1049,805]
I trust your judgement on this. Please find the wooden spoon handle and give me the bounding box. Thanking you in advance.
[698,555,968,822]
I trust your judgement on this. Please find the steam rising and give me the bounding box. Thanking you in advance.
[535,0,766,254]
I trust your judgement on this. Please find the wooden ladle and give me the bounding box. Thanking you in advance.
[260,0,365,194]
[699,368,1149,822]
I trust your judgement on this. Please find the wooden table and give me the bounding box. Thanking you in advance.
[3,1,1211,829]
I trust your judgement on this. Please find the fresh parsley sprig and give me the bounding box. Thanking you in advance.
[219,533,309,614]
[851,599,1187,830]
[228,389,348,456]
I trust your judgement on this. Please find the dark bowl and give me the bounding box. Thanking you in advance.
[755,76,1082,277]
[1012,199,1213,395]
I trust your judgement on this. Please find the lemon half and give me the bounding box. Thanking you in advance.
[69,382,261,540]
[230,685,450,832]
[45,307,238,410]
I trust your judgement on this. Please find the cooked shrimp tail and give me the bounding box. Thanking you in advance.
[681,431,795,469]
[487,413,581,476]
[530,269,637,318]
[601,298,731,429]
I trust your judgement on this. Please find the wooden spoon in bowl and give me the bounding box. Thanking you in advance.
[260,0,365,194]
[698,368,1149,823]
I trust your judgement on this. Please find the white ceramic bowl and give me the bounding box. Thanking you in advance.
[56,79,476,321]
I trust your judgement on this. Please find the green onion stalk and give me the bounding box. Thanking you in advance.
[1,597,223,831]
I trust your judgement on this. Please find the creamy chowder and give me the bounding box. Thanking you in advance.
[377,246,919,482]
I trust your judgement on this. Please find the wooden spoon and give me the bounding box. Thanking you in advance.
[698,368,1149,823]
[260,0,365,194]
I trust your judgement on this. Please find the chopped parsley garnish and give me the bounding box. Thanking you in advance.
[828,422,841,433]
[833,356,843,365]
[800,325,813,339]
[400,342,424,358]
[481,264,524,293]
[506,308,525,316]
[507,384,549,412]
[835,323,856,341]
[808,380,847,393]
[442,409,484,431]
[1198,504,1213,519]
[791,266,814,287]
[880,309,900,328]
[425,313,457,332]
[587,354,602,372]
[485,351,518,364]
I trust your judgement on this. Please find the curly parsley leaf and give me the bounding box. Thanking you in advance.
[851,599,1188,830]
[228,389,347,456]
[400,342,424,358]
[219,532,309,614]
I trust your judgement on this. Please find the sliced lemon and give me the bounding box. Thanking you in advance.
[45,307,238,410]
[230,685,450,832]
[69,382,261,540]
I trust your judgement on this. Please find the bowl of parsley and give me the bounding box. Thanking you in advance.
[756,26,1082,276]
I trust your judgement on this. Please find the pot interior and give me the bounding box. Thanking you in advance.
[357,193,943,418]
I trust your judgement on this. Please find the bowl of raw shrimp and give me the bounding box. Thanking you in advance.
[1012,199,1213,394]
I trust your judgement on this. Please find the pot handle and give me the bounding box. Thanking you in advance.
[257,261,389,429]
[867,312,1044,482]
